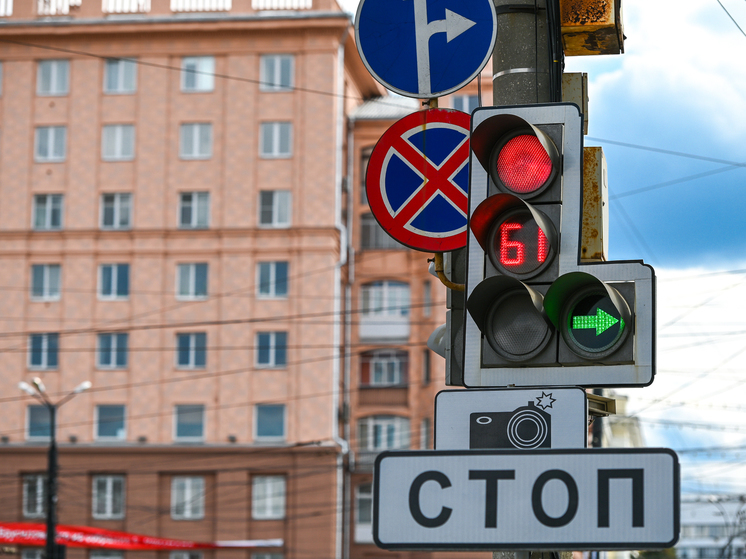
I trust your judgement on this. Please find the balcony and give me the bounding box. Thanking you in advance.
[171,0,231,11]
[103,0,150,13]
[37,0,82,16]
[252,0,311,9]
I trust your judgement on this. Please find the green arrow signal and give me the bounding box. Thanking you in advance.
[572,308,623,336]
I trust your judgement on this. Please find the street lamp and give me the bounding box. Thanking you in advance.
[18,378,91,559]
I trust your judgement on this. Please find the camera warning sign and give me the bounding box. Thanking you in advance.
[435,387,587,450]
[373,449,679,550]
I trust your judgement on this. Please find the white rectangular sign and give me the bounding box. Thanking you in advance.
[374,449,679,550]
[435,388,587,450]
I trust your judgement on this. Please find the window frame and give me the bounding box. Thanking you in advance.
[30,264,61,302]
[259,54,294,92]
[37,59,69,96]
[27,405,52,441]
[34,126,67,163]
[101,124,135,162]
[255,403,286,442]
[103,58,137,94]
[98,263,130,301]
[176,332,207,369]
[28,333,59,370]
[92,474,126,519]
[100,193,132,230]
[22,474,46,518]
[174,404,206,442]
[251,475,286,520]
[258,190,291,228]
[259,122,292,158]
[176,263,209,300]
[360,281,411,318]
[180,56,215,93]
[362,349,408,387]
[33,194,64,230]
[95,404,127,440]
[96,333,129,370]
[358,415,410,451]
[361,213,403,250]
[255,331,288,369]
[179,123,213,160]
[171,476,206,520]
[354,483,373,542]
[178,191,210,229]
[256,261,289,299]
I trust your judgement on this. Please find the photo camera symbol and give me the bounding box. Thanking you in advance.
[469,401,551,449]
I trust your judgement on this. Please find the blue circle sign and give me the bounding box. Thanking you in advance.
[355,0,496,98]
[366,109,470,252]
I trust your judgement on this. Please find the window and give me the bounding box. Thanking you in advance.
[181,56,214,92]
[101,193,132,230]
[252,554,282,559]
[355,483,373,542]
[180,123,212,159]
[29,333,59,370]
[21,550,43,559]
[179,192,210,229]
[102,125,135,161]
[255,404,285,441]
[174,404,205,441]
[256,332,287,368]
[172,553,203,559]
[31,264,61,301]
[104,58,136,93]
[360,147,373,205]
[423,280,432,317]
[96,405,126,439]
[171,476,205,519]
[420,417,430,449]
[260,122,292,158]
[360,350,408,387]
[176,263,208,299]
[258,190,291,228]
[33,194,63,230]
[361,281,410,317]
[99,264,129,300]
[92,475,125,519]
[260,54,293,91]
[90,552,123,559]
[22,475,46,517]
[252,475,285,519]
[176,333,207,369]
[257,261,288,298]
[97,333,128,369]
[358,415,410,451]
[35,126,66,162]
[452,94,479,114]
[361,213,403,249]
[422,349,431,385]
[27,405,51,439]
[37,60,69,96]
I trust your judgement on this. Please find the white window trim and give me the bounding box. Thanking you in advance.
[26,405,51,441]
[252,475,286,520]
[259,122,292,158]
[258,190,291,229]
[180,56,215,93]
[96,333,128,370]
[361,281,411,317]
[101,124,135,162]
[37,59,69,96]
[173,404,206,442]
[100,193,132,230]
[103,58,137,94]
[175,332,206,369]
[178,191,210,229]
[95,405,127,441]
[92,475,126,519]
[170,476,205,520]
[176,263,208,300]
[254,404,286,442]
[22,475,46,518]
[34,127,66,163]
[27,333,58,371]
[354,483,373,543]
[30,264,61,302]
[368,349,406,387]
[98,263,129,301]
[256,261,289,299]
[260,54,294,92]
[358,415,410,451]
[33,194,64,230]
[255,332,287,369]
[179,123,213,160]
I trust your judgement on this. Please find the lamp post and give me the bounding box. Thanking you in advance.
[19,378,91,559]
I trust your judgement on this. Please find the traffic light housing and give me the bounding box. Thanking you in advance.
[461,103,655,388]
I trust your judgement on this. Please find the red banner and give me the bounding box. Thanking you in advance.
[0,523,283,550]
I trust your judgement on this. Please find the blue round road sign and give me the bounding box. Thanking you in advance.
[366,109,470,252]
[355,0,497,98]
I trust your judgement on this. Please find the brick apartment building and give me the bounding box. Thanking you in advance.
[0,2,490,559]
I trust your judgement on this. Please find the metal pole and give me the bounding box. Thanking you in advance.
[45,403,57,559]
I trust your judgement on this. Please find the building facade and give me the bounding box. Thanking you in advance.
[0,2,462,559]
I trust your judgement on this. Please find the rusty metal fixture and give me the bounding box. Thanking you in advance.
[559,0,624,56]
[432,252,465,292]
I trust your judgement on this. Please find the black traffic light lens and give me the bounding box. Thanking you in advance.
[486,208,554,279]
[494,134,553,195]
[484,289,552,361]
[563,289,629,358]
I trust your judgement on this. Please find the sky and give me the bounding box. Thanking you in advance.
[345,0,746,496]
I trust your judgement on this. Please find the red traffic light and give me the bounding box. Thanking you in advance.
[492,134,554,195]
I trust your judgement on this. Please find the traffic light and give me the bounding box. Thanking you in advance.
[460,103,655,388]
